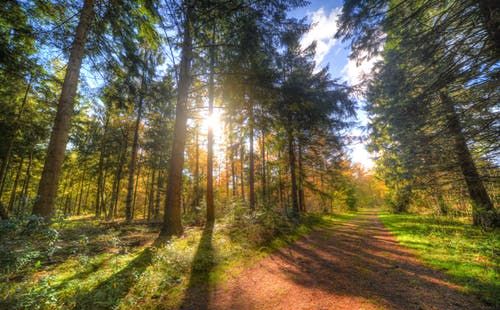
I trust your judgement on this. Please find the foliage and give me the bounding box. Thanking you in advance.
[0,216,60,274]
[336,0,499,224]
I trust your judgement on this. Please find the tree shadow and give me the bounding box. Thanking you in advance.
[73,238,164,310]
[268,214,495,309]
[179,221,215,310]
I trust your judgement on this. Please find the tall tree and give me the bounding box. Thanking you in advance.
[32,0,95,218]
[206,31,216,223]
[161,1,194,237]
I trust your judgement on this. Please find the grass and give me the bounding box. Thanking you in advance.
[378,211,500,307]
[0,210,355,309]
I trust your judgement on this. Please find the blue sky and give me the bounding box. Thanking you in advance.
[290,0,375,169]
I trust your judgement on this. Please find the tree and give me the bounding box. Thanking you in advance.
[343,1,499,226]
[273,30,354,217]
[32,0,95,218]
[161,0,194,237]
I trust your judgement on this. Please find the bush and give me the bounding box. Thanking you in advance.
[0,216,60,273]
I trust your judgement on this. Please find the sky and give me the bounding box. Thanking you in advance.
[291,0,376,169]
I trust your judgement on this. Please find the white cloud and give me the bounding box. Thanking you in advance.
[300,7,342,66]
[341,54,382,86]
[341,55,382,170]
[350,144,374,169]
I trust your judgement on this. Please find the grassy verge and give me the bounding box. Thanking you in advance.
[0,211,355,309]
[378,211,499,307]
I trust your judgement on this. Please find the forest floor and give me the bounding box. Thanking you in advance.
[1,209,497,309]
[188,209,493,310]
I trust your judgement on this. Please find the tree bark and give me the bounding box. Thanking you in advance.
[260,131,267,204]
[288,131,299,217]
[240,138,245,201]
[440,92,496,227]
[95,155,104,218]
[8,157,24,213]
[20,149,33,214]
[33,0,94,219]
[248,102,255,210]
[83,183,90,214]
[278,149,284,210]
[148,169,156,222]
[155,171,163,221]
[230,122,237,197]
[206,38,215,223]
[95,113,109,218]
[298,142,305,212]
[108,136,128,221]
[76,164,86,216]
[193,127,200,211]
[132,152,142,219]
[0,78,32,204]
[125,98,143,222]
[161,2,193,237]
[143,169,151,220]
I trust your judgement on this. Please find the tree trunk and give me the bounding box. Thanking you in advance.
[32,0,94,219]
[143,169,151,220]
[230,123,237,197]
[298,142,305,212]
[95,152,104,218]
[440,92,496,227]
[108,137,127,221]
[161,2,193,237]
[0,78,32,204]
[260,131,267,204]
[248,102,255,210]
[288,131,299,217]
[101,171,108,218]
[125,99,143,222]
[193,127,200,211]
[231,150,237,197]
[278,149,284,210]
[76,164,86,216]
[206,39,215,223]
[95,115,109,218]
[225,151,229,199]
[155,171,163,221]
[8,158,24,213]
[240,138,245,201]
[64,176,76,216]
[83,183,90,214]
[20,149,33,214]
[148,169,156,222]
[132,153,142,220]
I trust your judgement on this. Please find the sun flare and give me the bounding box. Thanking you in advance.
[203,110,221,130]
[202,108,224,138]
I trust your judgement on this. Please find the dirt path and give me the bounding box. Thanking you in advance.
[197,209,489,310]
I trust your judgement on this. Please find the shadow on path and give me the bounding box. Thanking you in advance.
[211,209,492,310]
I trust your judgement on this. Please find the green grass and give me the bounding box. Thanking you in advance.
[379,211,500,307]
[0,211,355,309]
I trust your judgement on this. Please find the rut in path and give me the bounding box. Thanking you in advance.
[181,209,490,310]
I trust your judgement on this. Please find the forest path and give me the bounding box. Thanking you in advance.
[187,209,490,310]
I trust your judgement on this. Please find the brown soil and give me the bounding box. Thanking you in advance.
[189,209,490,309]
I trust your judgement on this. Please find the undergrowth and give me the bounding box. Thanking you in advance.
[0,206,352,309]
[379,211,500,307]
